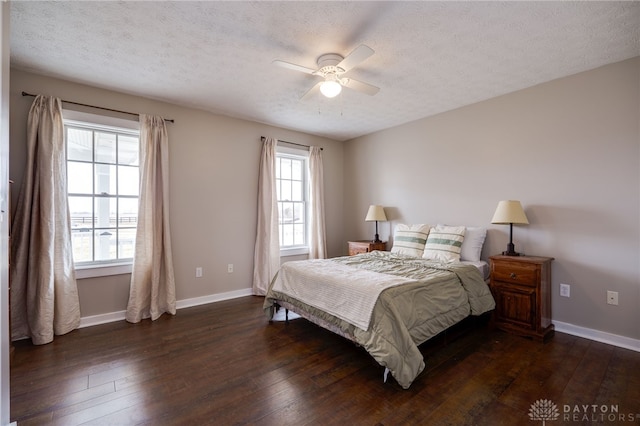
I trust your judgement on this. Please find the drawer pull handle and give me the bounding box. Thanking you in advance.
[510,273,517,279]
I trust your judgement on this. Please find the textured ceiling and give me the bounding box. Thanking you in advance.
[10,1,640,141]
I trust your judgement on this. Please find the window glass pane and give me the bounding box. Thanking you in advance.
[118,166,139,196]
[281,223,294,246]
[118,135,139,166]
[94,197,114,229]
[294,223,305,245]
[293,202,304,224]
[94,229,117,261]
[71,230,93,262]
[94,163,116,195]
[291,159,302,180]
[280,158,291,179]
[95,132,117,164]
[68,162,93,194]
[119,198,138,228]
[67,128,93,162]
[69,196,93,229]
[280,202,294,223]
[118,228,136,259]
[280,180,291,201]
[291,181,302,201]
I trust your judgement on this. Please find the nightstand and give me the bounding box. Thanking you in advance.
[348,240,386,256]
[489,255,554,341]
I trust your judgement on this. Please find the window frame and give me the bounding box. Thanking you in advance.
[276,145,310,257]
[63,110,140,278]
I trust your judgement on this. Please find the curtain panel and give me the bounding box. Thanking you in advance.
[10,95,80,345]
[125,114,177,323]
[252,137,280,295]
[308,146,327,259]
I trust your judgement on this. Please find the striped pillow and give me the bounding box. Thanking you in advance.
[422,225,466,263]
[391,224,431,258]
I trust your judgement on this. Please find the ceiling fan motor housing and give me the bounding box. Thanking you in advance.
[315,53,345,76]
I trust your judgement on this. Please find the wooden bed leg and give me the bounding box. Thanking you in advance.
[285,309,289,322]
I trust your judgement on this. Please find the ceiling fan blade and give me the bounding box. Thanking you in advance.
[337,44,374,72]
[300,81,322,100]
[341,78,379,96]
[272,60,316,75]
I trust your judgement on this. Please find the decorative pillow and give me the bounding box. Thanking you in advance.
[460,226,487,262]
[391,224,431,258]
[422,225,466,263]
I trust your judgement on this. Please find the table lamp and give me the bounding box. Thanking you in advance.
[491,200,529,256]
[365,205,387,243]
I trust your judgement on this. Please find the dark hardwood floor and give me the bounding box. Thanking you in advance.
[10,296,640,425]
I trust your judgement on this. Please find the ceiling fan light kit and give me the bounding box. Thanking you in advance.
[320,79,342,98]
[273,44,380,100]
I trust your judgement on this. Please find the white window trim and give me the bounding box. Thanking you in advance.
[64,109,139,278]
[63,109,140,132]
[75,263,133,279]
[280,246,309,257]
[276,145,310,257]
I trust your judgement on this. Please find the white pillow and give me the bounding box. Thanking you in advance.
[391,224,431,258]
[460,227,487,262]
[422,225,466,263]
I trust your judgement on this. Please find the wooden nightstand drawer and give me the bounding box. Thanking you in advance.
[348,240,386,256]
[492,261,538,287]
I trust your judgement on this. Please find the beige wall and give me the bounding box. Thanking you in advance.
[344,57,640,341]
[9,69,344,317]
[8,59,640,343]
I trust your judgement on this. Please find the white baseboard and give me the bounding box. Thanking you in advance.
[79,310,127,328]
[175,288,253,309]
[554,320,640,353]
[79,287,254,329]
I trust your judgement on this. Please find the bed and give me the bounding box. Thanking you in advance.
[263,224,495,389]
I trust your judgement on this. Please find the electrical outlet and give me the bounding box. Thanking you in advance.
[228,264,234,273]
[607,291,618,305]
[195,267,203,278]
[560,283,570,298]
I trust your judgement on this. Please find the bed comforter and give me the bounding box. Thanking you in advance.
[263,251,495,389]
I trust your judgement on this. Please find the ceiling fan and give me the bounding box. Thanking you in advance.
[273,44,380,100]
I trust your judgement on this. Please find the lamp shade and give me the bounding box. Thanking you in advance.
[491,200,529,225]
[365,205,387,222]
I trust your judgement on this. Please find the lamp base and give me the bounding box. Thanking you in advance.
[373,233,382,243]
[502,242,522,256]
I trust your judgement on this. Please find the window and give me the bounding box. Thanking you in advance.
[64,111,140,274]
[276,148,309,256]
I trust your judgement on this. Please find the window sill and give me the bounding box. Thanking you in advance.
[75,263,133,279]
[280,247,309,257]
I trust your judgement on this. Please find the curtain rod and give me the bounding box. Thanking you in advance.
[261,136,322,150]
[21,91,175,123]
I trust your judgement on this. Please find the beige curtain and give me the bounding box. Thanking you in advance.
[252,137,280,295]
[10,95,80,345]
[125,114,176,323]
[308,146,327,259]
